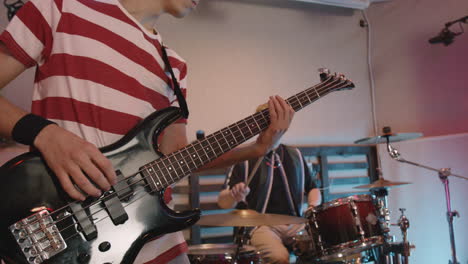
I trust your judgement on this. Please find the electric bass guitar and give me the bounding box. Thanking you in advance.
[0,69,354,264]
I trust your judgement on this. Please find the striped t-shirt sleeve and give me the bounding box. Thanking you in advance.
[0,0,62,67]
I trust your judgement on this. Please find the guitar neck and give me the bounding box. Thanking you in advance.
[141,72,353,189]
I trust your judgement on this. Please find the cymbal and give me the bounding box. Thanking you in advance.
[197,209,306,227]
[354,132,423,145]
[353,178,412,190]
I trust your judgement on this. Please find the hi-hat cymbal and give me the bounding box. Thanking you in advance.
[197,209,306,227]
[354,132,423,145]
[353,178,412,190]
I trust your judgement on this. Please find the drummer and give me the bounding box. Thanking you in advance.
[217,144,322,264]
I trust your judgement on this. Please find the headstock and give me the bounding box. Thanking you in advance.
[318,68,355,92]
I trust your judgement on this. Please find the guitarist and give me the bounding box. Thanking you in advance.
[0,0,295,263]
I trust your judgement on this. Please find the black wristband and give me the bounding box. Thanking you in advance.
[12,114,57,146]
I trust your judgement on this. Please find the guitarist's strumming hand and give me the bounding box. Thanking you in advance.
[34,124,117,201]
[255,95,294,155]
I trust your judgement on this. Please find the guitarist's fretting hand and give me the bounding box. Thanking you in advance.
[256,95,295,154]
[34,124,117,201]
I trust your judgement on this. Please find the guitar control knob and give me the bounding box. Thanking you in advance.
[99,241,111,252]
[29,257,41,264]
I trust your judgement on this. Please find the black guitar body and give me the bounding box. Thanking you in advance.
[0,107,200,264]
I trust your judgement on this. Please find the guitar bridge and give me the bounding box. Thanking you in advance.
[9,210,67,264]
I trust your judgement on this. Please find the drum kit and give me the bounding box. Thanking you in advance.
[190,127,467,264]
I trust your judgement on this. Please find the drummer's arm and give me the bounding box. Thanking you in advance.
[217,182,250,209]
[307,188,322,208]
[218,189,237,209]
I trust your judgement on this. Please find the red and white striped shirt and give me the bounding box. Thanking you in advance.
[1,0,188,263]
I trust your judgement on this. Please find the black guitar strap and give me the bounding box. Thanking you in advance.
[161,45,189,119]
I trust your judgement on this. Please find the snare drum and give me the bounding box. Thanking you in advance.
[306,195,385,261]
[188,244,262,264]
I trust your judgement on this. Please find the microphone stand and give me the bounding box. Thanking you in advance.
[386,138,467,264]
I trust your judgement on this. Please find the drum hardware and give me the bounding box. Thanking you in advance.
[385,208,414,264]
[382,127,467,264]
[231,226,251,264]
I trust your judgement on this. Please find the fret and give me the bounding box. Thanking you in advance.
[209,134,224,156]
[249,116,260,134]
[174,151,191,175]
[157,159,177,186]
[214,132,228,151]
[303,90,312,104]
[222,127,238,147]
[200,139,216,160]
[182,148,198,170]
[166,154,185,177]
[313,86,321,98]
[153,161,170,186]
[233,122,246,141]
[242,119,254,138]
[186,145,201,168]
[231,124,245,143]
[298,92,309,108]
[145,166,160,191]
[258,111,269,128]
[195,141,210,164]
[220,129,232,149]
[151,167,164,190]
[252,115,262,134]
[294,94,303,109]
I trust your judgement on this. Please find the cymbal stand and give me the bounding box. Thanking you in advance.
[394,208,411,264]
[232,226,249,264]
[232,201,250,264]
[371,187,391,236]
[386,138,468,264]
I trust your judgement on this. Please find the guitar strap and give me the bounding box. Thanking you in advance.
[161,45,189,119]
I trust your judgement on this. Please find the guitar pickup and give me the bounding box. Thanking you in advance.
[102,170,129,225]
[113,170,133,200]
[103,193,128,225]
[69,202,97,241]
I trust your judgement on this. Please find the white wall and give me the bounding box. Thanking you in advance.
[368,1,468,262]
[379,134,468,263]
[368,0,468,137]
[156,0,373,144]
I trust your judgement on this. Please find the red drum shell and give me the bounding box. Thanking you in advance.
[306,195,384,260]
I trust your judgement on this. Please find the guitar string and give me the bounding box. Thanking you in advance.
[17,76,348,241]
[17,76,351,241]
[17,75,346,239]
[38,76,338,221]
[52,77,350,243]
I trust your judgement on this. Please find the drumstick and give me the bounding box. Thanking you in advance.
[245,156,264,187]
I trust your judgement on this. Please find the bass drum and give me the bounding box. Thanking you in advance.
[188,243,263,264]
[305,195,385,262]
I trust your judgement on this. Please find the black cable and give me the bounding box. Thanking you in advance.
[4,0,25,21]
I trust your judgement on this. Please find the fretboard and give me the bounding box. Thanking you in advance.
[141,73,353,190]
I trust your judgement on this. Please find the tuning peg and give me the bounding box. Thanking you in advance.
[318,68,330,74]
